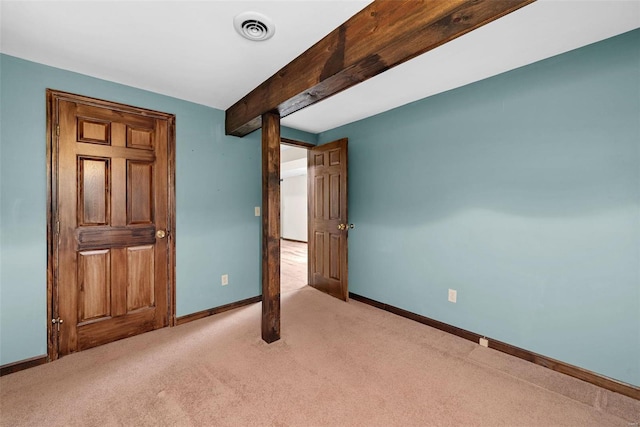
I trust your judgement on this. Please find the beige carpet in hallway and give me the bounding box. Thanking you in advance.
[1,285,638,426]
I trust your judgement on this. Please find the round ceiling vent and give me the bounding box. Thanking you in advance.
[234,12,275,42]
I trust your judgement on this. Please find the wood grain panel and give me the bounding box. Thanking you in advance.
[127,245,155,311]
[78,250,111,323]
[57,99,80,356]
[314,153,324,167]
[78,157,109,226]
[76,104,156,129]
[329,234,340,280]
[75,143,155,162]
[127,127,154,150]
[111,122,127,148]
[128,161,153,224]
[314,176,324,219]
[111,158,127,227]
[77,117,110,145]
[111,248,127,317]
[77,308,156,351]
[329,174,340,220]
[314,231,324,275]
[75,225,155,251]
[329,149,340,166]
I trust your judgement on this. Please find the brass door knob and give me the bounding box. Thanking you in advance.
[337,223,355,231]
[156,230,166,239]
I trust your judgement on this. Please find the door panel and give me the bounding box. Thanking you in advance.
[78,157,110,225]
[314,231,324,275]
[77,249,111,322]
[50,92,173,357]
[127,127,154,150]
[78,118,110,144]
[126,245,155,311]
[308,138,348,301]
[329,235,341,280]
[329,174,341,219]
[128,161,154,224]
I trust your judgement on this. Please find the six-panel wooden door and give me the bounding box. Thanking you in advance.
[49,91,174,357]
[308,138,349,301]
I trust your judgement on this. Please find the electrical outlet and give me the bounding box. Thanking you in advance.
[448,289,457,303]
[479,337,489,348]
[221,274,229,286]
[254,207,260,216]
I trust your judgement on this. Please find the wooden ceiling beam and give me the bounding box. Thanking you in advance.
[225,0,535,137]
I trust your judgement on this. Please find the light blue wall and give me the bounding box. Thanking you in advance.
[319,30,640,386]
[0,54,315,365]
[1,31,638,387]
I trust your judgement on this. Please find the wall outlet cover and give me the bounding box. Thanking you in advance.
[221,274,229,286]
[448,289,457,303]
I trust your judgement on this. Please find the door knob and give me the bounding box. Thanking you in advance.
[156,229,166,239]
[337,223,354,231]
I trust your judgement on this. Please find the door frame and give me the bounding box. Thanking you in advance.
[280,138,312,289]
[46,89,177,361]
[281,137,315,150]
[280,138,313,246]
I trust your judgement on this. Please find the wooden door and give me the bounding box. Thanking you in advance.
[48,90,175,358]
[308,138,348,301]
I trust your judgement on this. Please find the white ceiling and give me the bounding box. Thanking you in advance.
[281,146,307,178]
[1,1,638,135]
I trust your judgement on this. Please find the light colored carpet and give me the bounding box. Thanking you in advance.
[1,285,638,426]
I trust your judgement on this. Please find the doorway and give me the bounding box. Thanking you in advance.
[279,137,349,301]
[280,141,309,293]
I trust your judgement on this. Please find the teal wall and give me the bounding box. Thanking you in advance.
[0,54,316,365]
[2,29,638,387]
[318,30,640,386]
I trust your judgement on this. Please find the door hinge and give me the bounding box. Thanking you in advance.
[56,221,60,235]
[56,124,60,136]
[51,318,64,332]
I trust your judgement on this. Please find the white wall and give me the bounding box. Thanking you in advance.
[281,174,307,241]
[281,146,308,241]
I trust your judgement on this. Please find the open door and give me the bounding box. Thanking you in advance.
[308,138,349,301]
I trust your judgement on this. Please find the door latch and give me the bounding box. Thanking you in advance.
[52,318,64,332]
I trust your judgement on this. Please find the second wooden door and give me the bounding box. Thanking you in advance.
[308,138,349,301]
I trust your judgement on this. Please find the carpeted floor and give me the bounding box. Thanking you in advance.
[1,241,638,426]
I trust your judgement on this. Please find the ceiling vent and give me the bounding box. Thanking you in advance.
[234,12,275,42]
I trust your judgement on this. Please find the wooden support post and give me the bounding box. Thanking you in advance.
[261,111,281,343]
